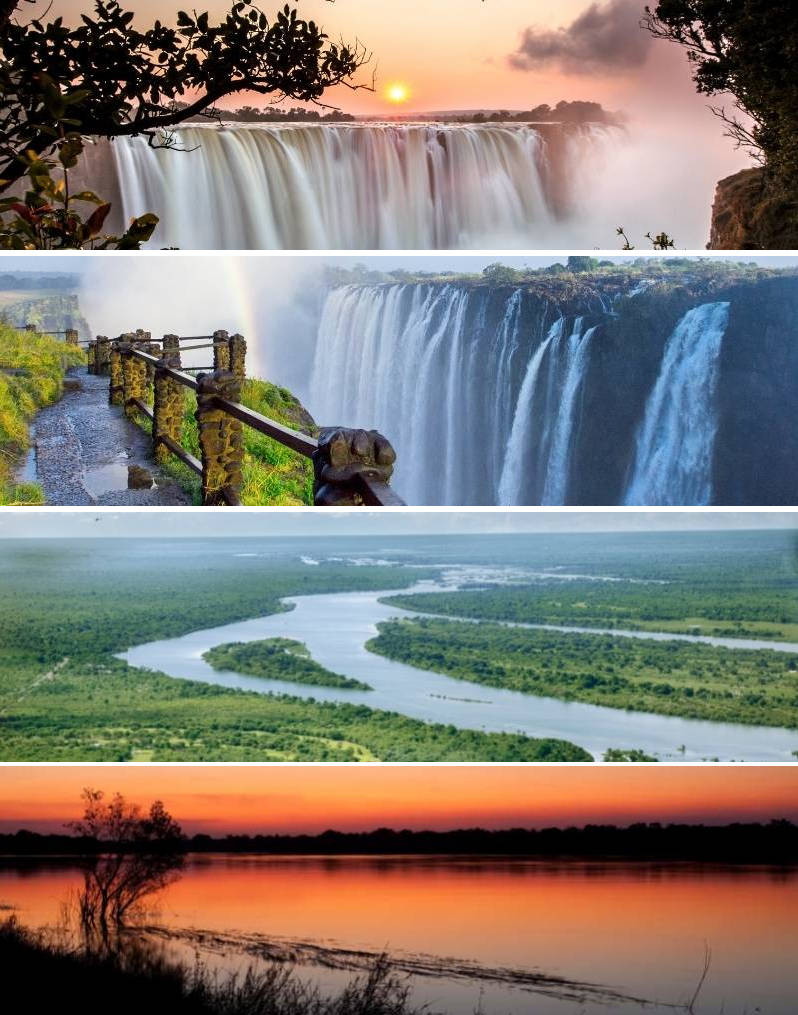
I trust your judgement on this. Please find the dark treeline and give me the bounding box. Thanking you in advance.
[2,821,796,864]
[0,272,79,290]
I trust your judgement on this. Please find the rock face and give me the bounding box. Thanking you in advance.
[708,168,798,249]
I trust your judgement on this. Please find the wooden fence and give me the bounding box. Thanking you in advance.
[75,327,404,507]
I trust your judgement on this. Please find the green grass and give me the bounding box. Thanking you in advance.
[0,324,84,503]
[203,638,373,691]
[142,377,316,505]
[366,617,798,731]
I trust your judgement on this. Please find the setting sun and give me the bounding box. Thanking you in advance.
[385,81,410,104]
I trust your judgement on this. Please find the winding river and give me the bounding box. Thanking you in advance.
[120,572,798,762]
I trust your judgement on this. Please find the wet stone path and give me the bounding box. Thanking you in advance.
[31,368,191,506]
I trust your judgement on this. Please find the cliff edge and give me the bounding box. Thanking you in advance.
[708,167,798,249]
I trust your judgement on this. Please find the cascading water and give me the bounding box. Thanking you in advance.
[310,284,599,505]
[109,122,618,249]
[624,301,730,506]
[309,286,739,507]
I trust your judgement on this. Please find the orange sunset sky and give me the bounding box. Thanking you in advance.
[2,767,796,835]
[39,0,743,122]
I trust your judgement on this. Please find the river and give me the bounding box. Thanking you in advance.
[2,854,795,1015]
[121,576,798,762]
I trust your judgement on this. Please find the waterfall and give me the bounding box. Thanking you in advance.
[109,122,618,249]
[310,284,601,505]
[624,302,731,506]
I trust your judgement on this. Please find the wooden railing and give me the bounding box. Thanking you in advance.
[82,328,404,507]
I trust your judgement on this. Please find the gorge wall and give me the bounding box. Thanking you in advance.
[307,273,798,506]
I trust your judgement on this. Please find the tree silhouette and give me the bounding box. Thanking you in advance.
[0,1,370,191]
[67,789,184,937]
[643,1,798,192]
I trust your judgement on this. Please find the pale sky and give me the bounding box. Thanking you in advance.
[0,511,795,540]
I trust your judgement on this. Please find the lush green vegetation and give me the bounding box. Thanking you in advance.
[367,617,798,730]
[603,748,659,763]
[323,257,797,290]
[383,561,798,643]
[0,324,84,504]
[204,638,372,691]
[138,376,316,505]
[0,541,588,762]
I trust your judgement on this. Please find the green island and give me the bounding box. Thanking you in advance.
[0,542,589,762]
[366,617,798,729]
[203,638,372,691]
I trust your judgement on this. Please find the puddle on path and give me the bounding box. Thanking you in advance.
[83,453,156,496]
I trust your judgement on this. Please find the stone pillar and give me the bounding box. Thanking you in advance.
[87,341,96,374]
[96,336,111,376]
[312,428,396,505]
[120,342,148,418]
[212,330,230,372]
[153,354,185,464]
[65,329,79,346]
[195,370,244,505]
[109,340,124,405]
[228,334,246,385]
[163,334,181,367]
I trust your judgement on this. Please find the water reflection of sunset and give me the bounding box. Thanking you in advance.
[1,766,796,835]
[3,857,796,1014]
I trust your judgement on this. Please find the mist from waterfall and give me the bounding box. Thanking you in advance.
[624,302,730,506]
[110,122,618,249]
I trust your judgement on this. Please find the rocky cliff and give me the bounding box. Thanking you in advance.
[708,168,798,249]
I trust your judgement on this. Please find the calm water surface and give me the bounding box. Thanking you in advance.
[2,855,796,1015]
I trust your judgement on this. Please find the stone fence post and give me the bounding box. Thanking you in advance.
[24,323,37,333]
[65,329,79,346]
[312,428,397,505]
[109,340,123,405]
[212,330,230,371]
[229,334,246,385]
[120,339,148,419]
[195,370,244,505]
[153,350,185,465]
[163,333,181,367]
[95,335,111,376]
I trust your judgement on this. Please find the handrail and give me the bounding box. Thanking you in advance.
[214,396,319,457]
[104,334,405,507]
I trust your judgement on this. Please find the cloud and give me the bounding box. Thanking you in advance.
[509,0,653,75]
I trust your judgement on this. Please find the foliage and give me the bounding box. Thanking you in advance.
[204,637,373,690]
[0,323,84,503]
[644,1,798,191]
[0,142,158,249]
[0,1,369,191]
[616,226,676,250]
[367,617,798,732]
[566,256,599,272]
[68,789,183,931]
[481,262,525,285]
[602,748,658,762]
